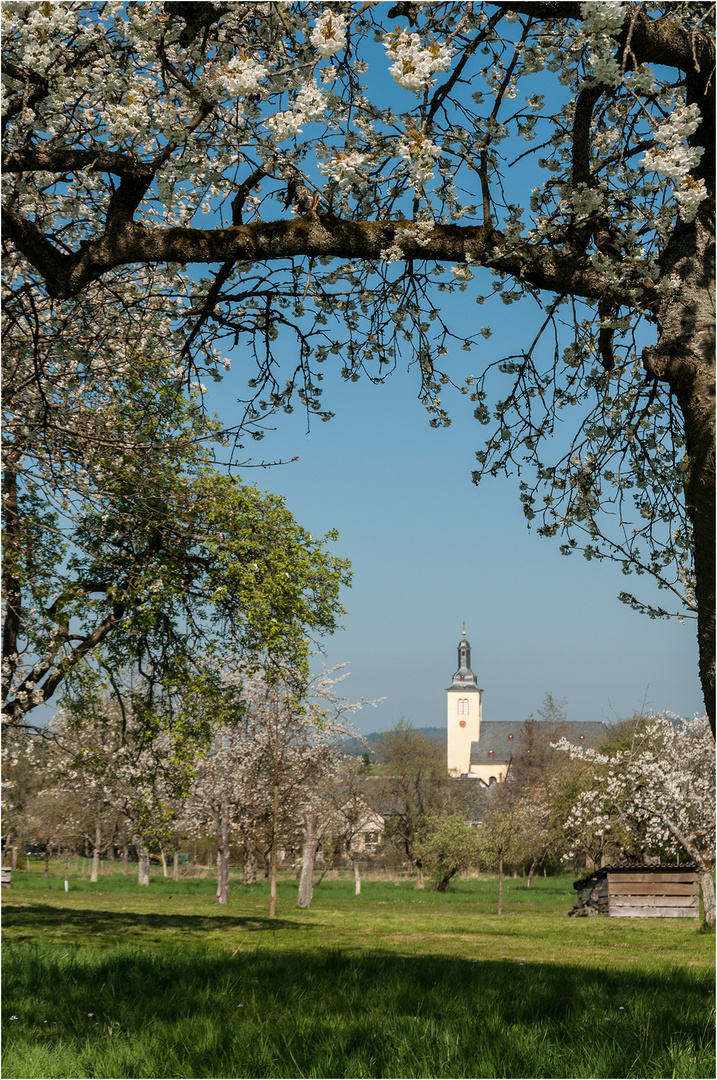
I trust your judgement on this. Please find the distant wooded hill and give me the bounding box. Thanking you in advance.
[338,727,447,757]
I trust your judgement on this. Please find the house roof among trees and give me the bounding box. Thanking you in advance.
[470,720,608,766]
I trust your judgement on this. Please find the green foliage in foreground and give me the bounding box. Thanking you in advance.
[2,871,715,1079]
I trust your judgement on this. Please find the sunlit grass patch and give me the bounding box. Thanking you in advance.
[3,869,714,1078]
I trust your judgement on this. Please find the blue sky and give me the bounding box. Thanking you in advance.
[201,18,701,736]
[213,311,702,737]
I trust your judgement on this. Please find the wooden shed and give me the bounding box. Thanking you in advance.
[572,865,700,919]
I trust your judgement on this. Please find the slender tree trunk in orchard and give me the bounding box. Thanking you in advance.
[91,821,101,883]
[44,848,50,879]
[122,845,128,874]
[526,856,539,889]
[414,864,425,890]
[297,813,319,909]
[160,850,168,878]
[354,859,361,896]
[268,845,278,918]
[11,846,19,871]
[173,851,180,881]
[215,793,230,905]
[268,776,280,918]
[498,851,504,916]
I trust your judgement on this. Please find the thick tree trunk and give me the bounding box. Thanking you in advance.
[643,207,715,734]
[11,846,19,871]
[436,871,457,892]
[135,835,149,886]
[173,851,180,881]
[699,868,716,931]
[160,850,168,878]
[243,844,257,885]
[138,853,150,886]
[216,793,230,905]
[297,813,319,909]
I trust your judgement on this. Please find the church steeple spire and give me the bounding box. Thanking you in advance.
[452,630,479,689]
[446,630,483,776]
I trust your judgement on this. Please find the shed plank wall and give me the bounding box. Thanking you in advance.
[609,903,698,919]
[611,895,699,908]
[606,872,698,885]
[609,881,699,896]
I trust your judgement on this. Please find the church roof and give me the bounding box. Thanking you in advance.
[469,720,608,766]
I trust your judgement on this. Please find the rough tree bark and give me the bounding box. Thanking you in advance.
[699,869,716,932]
[243,844,257,886]
[643,208,716,730]
[297,812,319,909]
[135,835,150,887]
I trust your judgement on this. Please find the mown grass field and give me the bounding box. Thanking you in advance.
[2,864,715,1079]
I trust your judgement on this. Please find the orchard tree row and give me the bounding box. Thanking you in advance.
[6,703,713,924]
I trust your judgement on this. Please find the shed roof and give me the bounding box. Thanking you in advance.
[573,864,698,890]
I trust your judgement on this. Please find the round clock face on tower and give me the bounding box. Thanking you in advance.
[459,720,467,728]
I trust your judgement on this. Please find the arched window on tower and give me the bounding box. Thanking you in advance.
[457,699,469,715]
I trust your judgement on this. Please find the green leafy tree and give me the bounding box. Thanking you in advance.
[3,348,350,736]
[417,812,482,892]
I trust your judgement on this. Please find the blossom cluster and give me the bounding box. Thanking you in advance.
[319,150,370,189]
[384,30,453,93]
[264,80,326,142]
[580,2,628,35]
[642,104,707,222]
[210,55,270,101]
[310,11,347,58]
[397,129,442,190]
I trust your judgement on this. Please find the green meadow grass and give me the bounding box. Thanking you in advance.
[2,866,715,1079]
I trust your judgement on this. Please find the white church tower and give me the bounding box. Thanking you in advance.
[446,631,483,777]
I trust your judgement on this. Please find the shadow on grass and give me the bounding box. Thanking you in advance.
[2,939,715,1078]
[1,903,300,939]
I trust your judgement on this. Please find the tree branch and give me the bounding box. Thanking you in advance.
[3,208,629,305]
